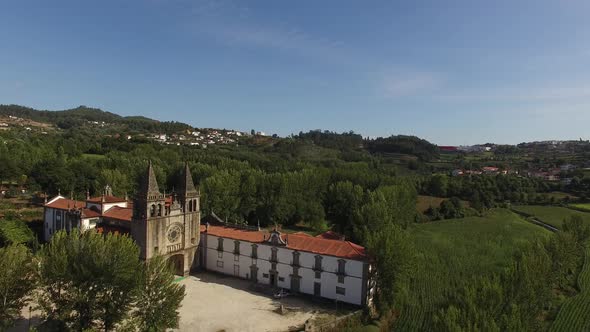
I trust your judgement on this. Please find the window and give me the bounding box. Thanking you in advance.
[217,260,223,268]
[158,204,162,216]
[278,277,285,282]
[234,240,240,255]
[218,251,223,259]
[251,244,258,259]
[292,251,300,267]
[89,218,98,226]
[336,287,346,295]
[150,204,156,217]
[217,237,224,251]
[234,254,239,262]
[292,266,299,277]
[263,273,269,278]
[188,201,192,212]
[154,246,159,252]
[338,259,346,274]
[271,247,278,263]
[338,275,344,283]
[315,271,321,279]
[314,255,323,271]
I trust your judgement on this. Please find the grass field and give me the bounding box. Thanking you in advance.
[394,209,550,331]
[81,153,107,160]
[512,205,590,229]
[570,203,590,212]
[416,195,446,213]
[416,195,470,213]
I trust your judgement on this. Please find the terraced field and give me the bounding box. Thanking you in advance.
[570,203,590,212]
[551,245,590,331]
[394,209,550,331]
[512,205,590,229]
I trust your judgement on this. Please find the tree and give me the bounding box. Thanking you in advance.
[562,215,590,244]
[37,230,142,331]
[131,255,186,332]
[365,223,414,315]
[0,218,36,247]
[0,244,36,331]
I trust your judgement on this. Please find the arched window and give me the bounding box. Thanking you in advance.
[188,201,192,212]
[150,204,156,217]
[193,199,197,211]
[158,204,162,216]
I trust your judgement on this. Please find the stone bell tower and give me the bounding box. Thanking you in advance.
[131,161,201,276]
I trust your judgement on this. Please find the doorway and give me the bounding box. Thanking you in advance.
[314,282,321,296]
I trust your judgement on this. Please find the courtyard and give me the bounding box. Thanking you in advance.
[175,272,342,332]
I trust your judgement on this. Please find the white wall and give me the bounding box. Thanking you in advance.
[201,233,368,305]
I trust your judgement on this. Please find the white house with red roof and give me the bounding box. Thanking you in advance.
[198,216,374,306]
[43,185,133,241]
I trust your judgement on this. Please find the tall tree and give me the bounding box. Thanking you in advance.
[0,244,36,331]
[131,255,186,332]
[36,230,142,331]
[365,223,414,315]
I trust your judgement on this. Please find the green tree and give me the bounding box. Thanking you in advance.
[37,230,142,331]
[562,215,590,244]
[0,218,36,247]
[0,244,36,331]
[131,255,186,332]
[366,223,414,315]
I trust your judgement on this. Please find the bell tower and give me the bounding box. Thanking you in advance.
[131,161,201,276]
[178,162,200,254]
[131,161,166,260]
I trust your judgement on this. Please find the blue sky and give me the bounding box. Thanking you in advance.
[1,0,589,145]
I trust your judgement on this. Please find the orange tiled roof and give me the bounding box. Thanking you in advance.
[200,224,367,260]
[81,208,101,218]
[102,206,133,222]
[87,195,127,203]
[45,197,85,210]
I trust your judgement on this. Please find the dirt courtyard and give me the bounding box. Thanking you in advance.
[175,272,337,332]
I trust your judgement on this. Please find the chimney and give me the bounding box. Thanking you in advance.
[205,222,209,232]
[86,188,90,200]
[44,193,48,204]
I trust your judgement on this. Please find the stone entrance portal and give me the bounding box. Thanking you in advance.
[168,254,185,276]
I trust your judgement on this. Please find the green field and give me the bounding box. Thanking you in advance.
[394,209,550,331]
[551,245,590,331]
[416,195,470,214]
[512,205,590,229]
[570,203,590,212]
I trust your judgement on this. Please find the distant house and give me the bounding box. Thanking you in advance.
[452,169,464,177]
[439,146,459,152]
[482,166,499,174]
[560,164,577,172]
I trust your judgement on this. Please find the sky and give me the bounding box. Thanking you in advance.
[1,0,590,145]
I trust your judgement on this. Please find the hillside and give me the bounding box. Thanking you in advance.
[0,104,192,134]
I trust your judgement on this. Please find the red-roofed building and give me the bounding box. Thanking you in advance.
[43,186,134,241]
[199,222,374,306]
[43,165,375,306]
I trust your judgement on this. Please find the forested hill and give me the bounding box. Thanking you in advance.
[0,104,192,134]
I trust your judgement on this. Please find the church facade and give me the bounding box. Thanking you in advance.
[43,162,201,276]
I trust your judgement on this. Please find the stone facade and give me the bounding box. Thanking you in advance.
[131,162,201,276]
[43,162,201,276]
